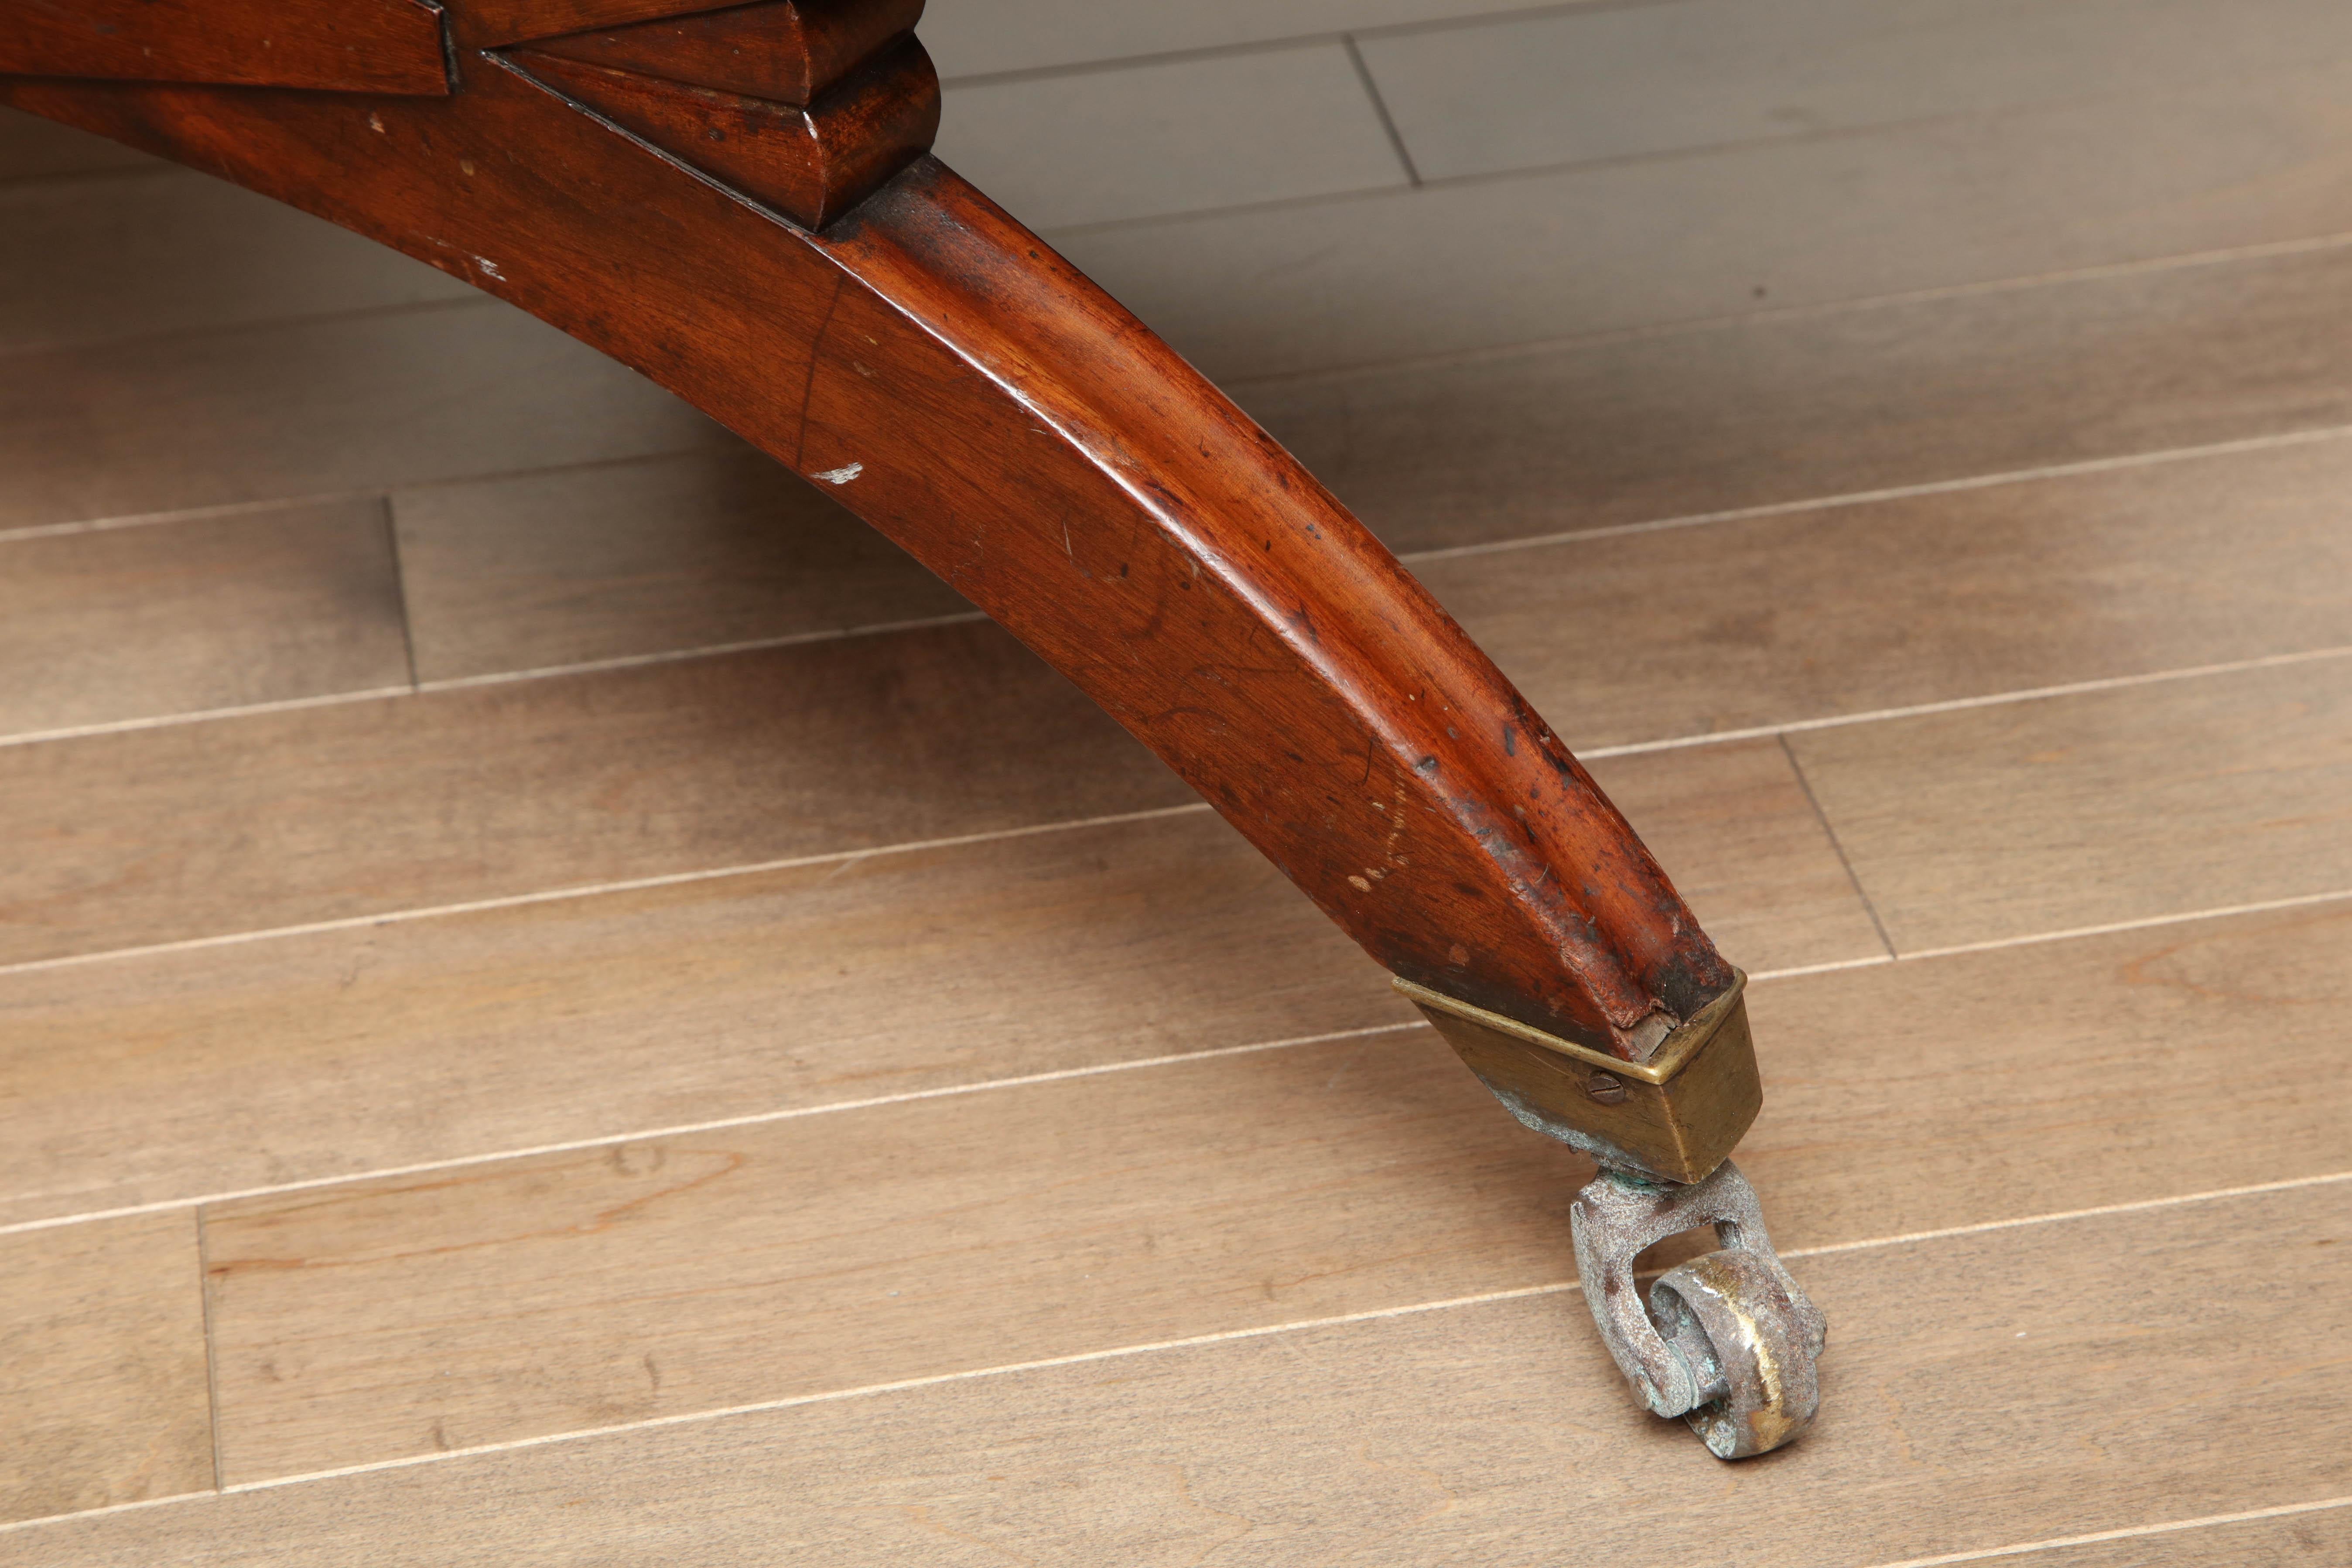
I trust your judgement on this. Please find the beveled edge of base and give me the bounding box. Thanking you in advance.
[1391,970,1748,1084]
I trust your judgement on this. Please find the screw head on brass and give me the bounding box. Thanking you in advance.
[1586,1071,1628,1105]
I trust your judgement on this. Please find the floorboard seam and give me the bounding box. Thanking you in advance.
[0,684,417,750]
[0,291,494,367]
[376,495,422,694]
[1343,34,1422,187]
[1039,99,2352,243]
[7,431,2345,752]
[4,887,2348,1241]
[408,611,992,694]
[1579,644,2352,760]
[0,440,728,547]
[4,1171,2342,1537]
[930,0,1692,91]
[1858,1491,2352,1568]
[0,801,1219,977]
[1220,228,2352,389]
[1782,1168,2352,1262]
[192,1208,227,1494]
[1778,733,1898,958]
[1396,422,2352,567]
[2,644,2344,976]
[0,1018,1426,1237]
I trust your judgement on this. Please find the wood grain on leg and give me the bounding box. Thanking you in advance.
[0,0,450,95]
[0,14,1731,1057]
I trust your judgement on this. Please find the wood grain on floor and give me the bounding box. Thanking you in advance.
[1423,429,2352,750]
[0,106,153,183]
[183,898,2352,1484]
[936,43,1408,230]
[0,625,1184,968]
[3,8,2350,1559]
[0,737,1878,1230]
[13,423,2345,965]
[1355,0,2352,181]
[0,169,471,355]
[917,0,1568,80]
[8,400,2344,754]
[1996,1506,2352,1568]
[10,1184,2344,1564]
[390,449,968,685]
[0,499,409,740]
[1791,655,2352,951]
[0,1214,212,1527]
[0,302,725,534]
[1255,241,2352,555]
[1064,55,2352,379]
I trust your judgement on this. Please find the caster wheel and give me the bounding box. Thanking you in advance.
[1649,1247,1826,1459]
[1570,1159,1827,1458]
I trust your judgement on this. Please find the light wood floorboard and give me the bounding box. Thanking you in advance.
[9,393,2345,751]
[394,411,2352,738]
[1255,241,2352,556]
[3,7,2347,1552]
[1358,0,2352,181]
[0,107,155,183]
[0,499,408,740]
[11,421,2340,964]
[0,1214,211,1527]
[1792,656,2352,952]
[919,0,1572,79]
[0,302,725,535]
[937,43,1407,230]
[8,1184,2342,1563]
[352,242,2352,695]
[0,737,1874,1230]
[0,170,470,356]
[1988,1504,2352,1568]
[14,27,2352,397]
[390,448,966,686]
[0,625,1183,968]
[188,899,2352,1482]
[1064,57,2352,379]
[1423,430,2352,750]
[15,170,2352,563]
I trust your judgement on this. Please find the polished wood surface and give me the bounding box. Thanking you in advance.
[0,0,448,96]
[451,0,816,50]
[510,35,941,228]
[521,0,926,106]
[1,10,1733,1058]
[4,1,2351,1555]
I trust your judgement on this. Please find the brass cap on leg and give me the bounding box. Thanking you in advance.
[1396,970,1760,1184]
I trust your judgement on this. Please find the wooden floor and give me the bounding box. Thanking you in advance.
[5,1,2352,1561]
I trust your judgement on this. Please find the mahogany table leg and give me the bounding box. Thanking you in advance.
[0,0,1823,1455]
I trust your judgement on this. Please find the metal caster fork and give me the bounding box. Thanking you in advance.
[1394,968,1824,1459]
[1571,1159,1826,1459]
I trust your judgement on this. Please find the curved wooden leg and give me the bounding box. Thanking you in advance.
[1,0,1818,1453]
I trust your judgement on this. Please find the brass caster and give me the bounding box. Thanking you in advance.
[1570,1159,1826,1459]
